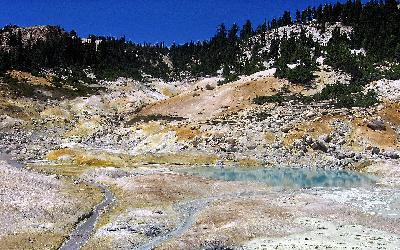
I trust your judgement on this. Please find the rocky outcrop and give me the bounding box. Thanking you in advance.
[367,119,386,131]
[0,25,67,52]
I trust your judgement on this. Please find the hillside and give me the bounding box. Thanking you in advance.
[1,1,400,249]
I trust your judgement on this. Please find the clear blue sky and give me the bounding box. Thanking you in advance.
[0,0,343,44]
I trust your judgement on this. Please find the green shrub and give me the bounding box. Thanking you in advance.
[383,64,400,80]
[316,83,362,100]
[326,43,358,73]
[253,94,285,104]
[240,61,265,76]
[352,90,379,108]
[127,114,185,125]
[315,83,378,108]
[253,93,313,105]
[218,73,240,86]
[275,64,316,85]
[1,75,36,97]
[254,83,379,108]
[325,43,381,85]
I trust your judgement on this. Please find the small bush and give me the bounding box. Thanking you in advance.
[253,94,285,104]
[352,90,379,108]
[205,84,215,90]
[254,83,379,108]
[1,75,36,97]
[218,73,239,86]
[279,65,316,85]
[315,83,379,108]
[240,61,265,76]
[383,64,400,80]
[253,93,313,105]
[316,83,362,100]
[127,114,186,125]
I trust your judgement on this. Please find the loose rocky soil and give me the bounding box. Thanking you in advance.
[0,71,399,249]
[0,161,102,249]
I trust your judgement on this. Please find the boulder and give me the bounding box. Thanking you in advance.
[367,119,386,131]
[336,152,346,160]
[247,144,257,150]
[281,125,292,133]
[371,147,380,155]
[311,140,329,153]
[319,134,332,143]
[384,151,399,159]
[305,111,316,118]
[304,135,313,145]
[272,142,282,149]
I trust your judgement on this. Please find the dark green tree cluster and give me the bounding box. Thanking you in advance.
[0,26,170,80]
[0,25,68,71]
[274,30,319,85]
[295,0,400,61]
[170,22,248,80]
[0,0,399,85]
[315,83,379,108]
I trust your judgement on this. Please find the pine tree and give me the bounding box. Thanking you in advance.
[216,23,227,39]
[226,24,240,65]
[228,23,239,41]
[296,10,302,23]
[301,8,311,23]
[240,20,253,40]
[316,5,324,24]
[256,20,267,35]
[268,38,280,59]
[271,19,278,29]
[395,43,400,62]
[282,11,293,26]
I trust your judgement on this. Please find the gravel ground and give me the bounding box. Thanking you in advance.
[243,217,400,250]
[0,161,101,249]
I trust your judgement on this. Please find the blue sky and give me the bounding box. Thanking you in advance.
[0,0,343,44]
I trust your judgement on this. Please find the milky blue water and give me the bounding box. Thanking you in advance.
[181,167,376,189]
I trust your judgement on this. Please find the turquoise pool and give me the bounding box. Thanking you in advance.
[180,167,376,188]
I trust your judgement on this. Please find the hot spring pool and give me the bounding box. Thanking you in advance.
[180,167,376,188]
